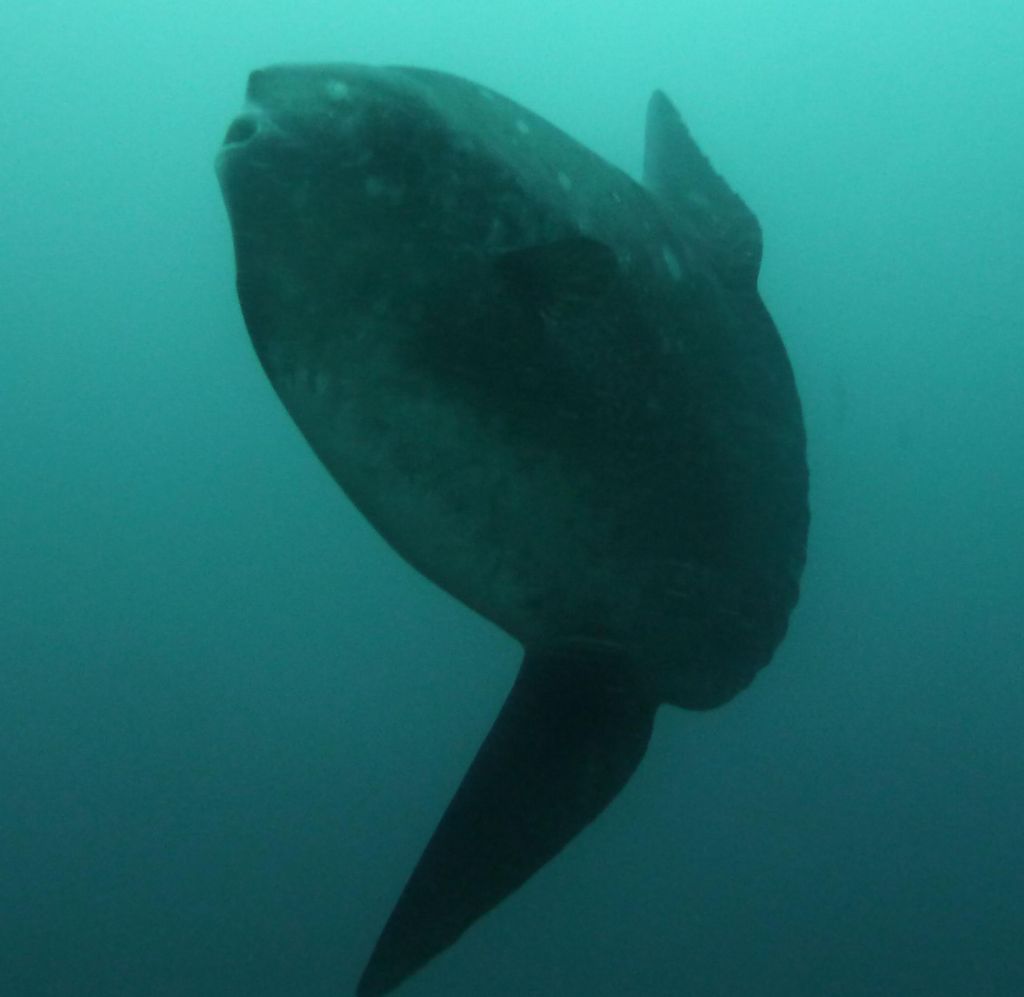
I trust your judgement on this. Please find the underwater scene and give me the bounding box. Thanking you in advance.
[2,2,1021,994]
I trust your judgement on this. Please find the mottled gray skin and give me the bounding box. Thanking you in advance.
[217,64,807,712]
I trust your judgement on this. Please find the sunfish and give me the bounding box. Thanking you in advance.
[215,64,809,995]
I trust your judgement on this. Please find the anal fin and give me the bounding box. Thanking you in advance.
[356,642,657,996]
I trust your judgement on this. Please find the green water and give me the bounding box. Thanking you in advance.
[1,2,1021,994]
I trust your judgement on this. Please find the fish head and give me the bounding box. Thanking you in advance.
[216,65,549,357]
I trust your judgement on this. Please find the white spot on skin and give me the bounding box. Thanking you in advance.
[515,118,530,135]
[485,216,508,249]
[662,245,682,281]
[325,80,352,102]
[557,171,573,191]
[313,370,331,397]
[364,176,405,203]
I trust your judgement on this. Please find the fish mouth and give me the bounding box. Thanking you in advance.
[223,113,259,146]
[219,101,269,154]
[214,104,272,185]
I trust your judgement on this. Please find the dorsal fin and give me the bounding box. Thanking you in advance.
[643,90,763,288]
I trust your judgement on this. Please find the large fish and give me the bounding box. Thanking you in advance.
[215,64,808,995]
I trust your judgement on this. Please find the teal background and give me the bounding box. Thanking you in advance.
[2,2,1021,994]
